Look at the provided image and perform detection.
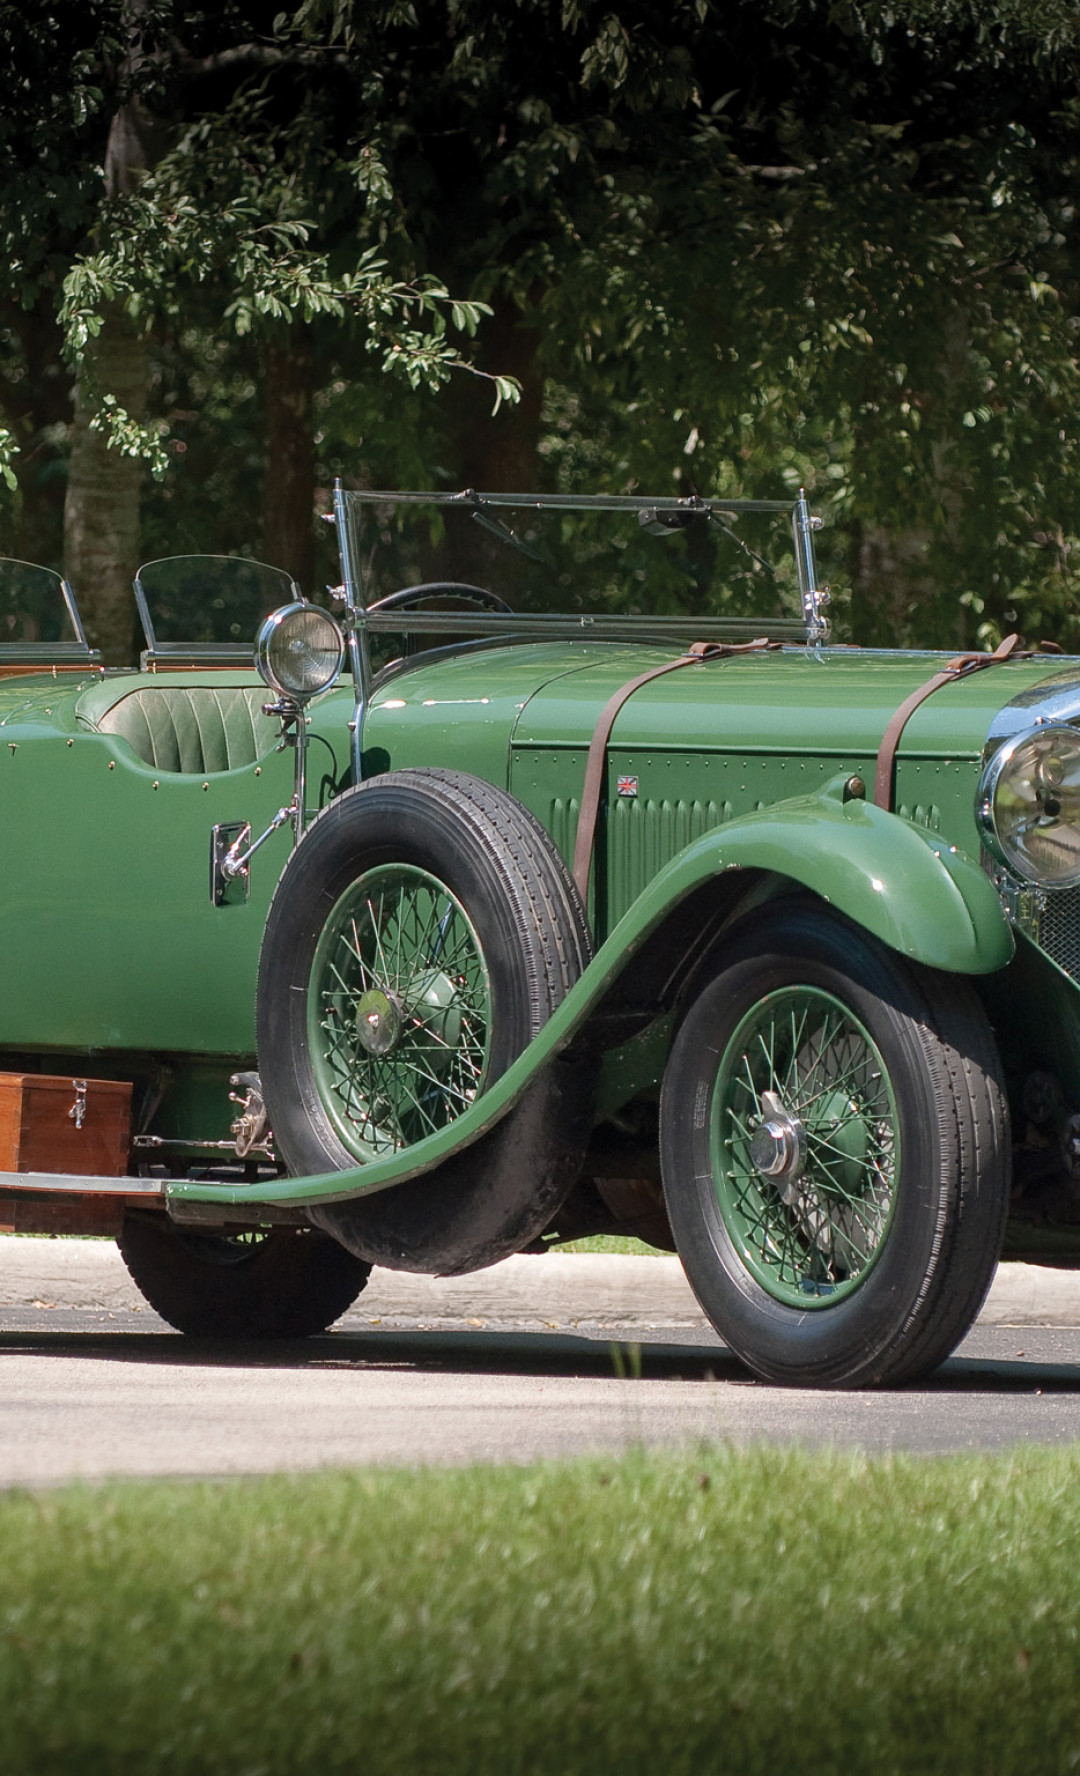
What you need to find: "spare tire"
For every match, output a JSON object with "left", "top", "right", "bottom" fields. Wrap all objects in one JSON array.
[{"left": 256, "top": 768, "right": 595, "bottom": 1273}]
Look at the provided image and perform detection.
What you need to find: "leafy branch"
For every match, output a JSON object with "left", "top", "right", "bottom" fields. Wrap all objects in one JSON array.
[
  {"left": 0, "top": 424, "right": 17, "bottom": 492},
  {"left": 55, "top": 103, "right": 519, "bottom": 472}
]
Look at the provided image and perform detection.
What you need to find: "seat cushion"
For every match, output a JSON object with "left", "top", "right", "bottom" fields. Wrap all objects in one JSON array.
[{"left": 93, "top": 686, "right": 277, "bottom": 774}]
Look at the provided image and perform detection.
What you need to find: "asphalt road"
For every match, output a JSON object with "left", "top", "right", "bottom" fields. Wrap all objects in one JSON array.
[{"left": 4, "top": 1238, "right": 1080, "bottom": 1485}]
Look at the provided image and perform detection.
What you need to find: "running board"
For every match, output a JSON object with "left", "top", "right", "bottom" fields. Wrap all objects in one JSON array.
[
  {"left": 0, "top": 1171, "right": 165, "bottom": 1237},
  {"left": 0, "top": 1171, "right": 305, "bottom": 1235},
  {"left": 0, "top": 1171, "right": 166, "bottom": 1197}
]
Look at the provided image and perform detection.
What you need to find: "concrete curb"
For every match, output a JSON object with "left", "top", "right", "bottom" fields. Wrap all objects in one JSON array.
[{"left": 1, "top": 1237, "right": 1077, "bottom": 1329}]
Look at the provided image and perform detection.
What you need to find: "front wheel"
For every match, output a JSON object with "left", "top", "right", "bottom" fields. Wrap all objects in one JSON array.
[{"left": 659, "top": 904, "right": 1009, "bottom": 1387}]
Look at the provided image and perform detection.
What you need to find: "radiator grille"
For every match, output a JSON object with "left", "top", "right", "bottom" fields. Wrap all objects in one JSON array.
[
  {"left": 608, "top": 796, "right": 734, "bottom": 925},
  {"left": 1037, "top": 889, "right": 1080, "bottom": 984}
]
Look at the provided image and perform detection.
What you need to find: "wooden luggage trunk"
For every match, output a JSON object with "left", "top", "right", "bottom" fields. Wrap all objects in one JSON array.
[{"left": 0, "top": 1073, "right": 132, "bottom": 1176}]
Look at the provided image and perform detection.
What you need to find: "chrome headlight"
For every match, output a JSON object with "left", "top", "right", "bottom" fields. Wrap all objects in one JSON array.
[
  {"left": 977, "top": 724, "right": 1080, "bottom": 887},
  {"left": 255, "top": 602, "right": 344, "bottom": 701}
]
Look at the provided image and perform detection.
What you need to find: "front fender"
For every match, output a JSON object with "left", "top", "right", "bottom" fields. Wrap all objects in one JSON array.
[
  {"left": 169, "top": 776, "right": 1011, "bottom": 1213},
  {"left": 704, "top": 778, "right": 1012, "bottom": 975}
]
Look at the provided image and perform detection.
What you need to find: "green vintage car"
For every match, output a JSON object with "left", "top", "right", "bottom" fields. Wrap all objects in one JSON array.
[{"left": 4, "top": 486, "right": 1080, "bottom": 1387}]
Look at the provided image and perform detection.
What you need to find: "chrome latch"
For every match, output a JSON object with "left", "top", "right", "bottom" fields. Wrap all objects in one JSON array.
[
  {"left": 68, "top": 1079, "right": 87, "bottom": 1130},
  {"left": 990, "top": 868, "right": 1045, "bottom": 939}
]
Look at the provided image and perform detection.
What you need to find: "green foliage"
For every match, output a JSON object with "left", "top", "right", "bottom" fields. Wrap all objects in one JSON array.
[
  {"left": 1, "top": 1, "right": 520, "bottom": 509},
  {"left": 0, "top": 1, "right": 127, "bottom": 304},
  {"left": 0, "top": 424, "right": 17, "bottom": 492},
  {"left": 2, "top": 0, "right": 1079, "bottom": 648},
  {"left": 515, "top": 0, "right": 1080, "bottom": 645},
  {"left": 52, "top": 74, "right": 517, "bottom": 476},
  {"left": 260, "top": 0, "right": 1080, "bottom": 645},
  {"left": 845, "top": 0, "right": 1080, "bottom": 63}
]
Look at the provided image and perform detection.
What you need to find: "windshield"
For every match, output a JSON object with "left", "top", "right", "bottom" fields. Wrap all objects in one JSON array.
[
  {"left": 336, "top": 490, "right": 821, "bottom": 647},
  {"left": 0, "top": 558, "right": 89, "bottom": 656},
  {"left": 135, "top": 555, "right": 299, "bottom": 659}
]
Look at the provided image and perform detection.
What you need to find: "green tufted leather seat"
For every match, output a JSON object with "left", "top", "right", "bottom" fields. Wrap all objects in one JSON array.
[{"left": 89, "top": 685, "right": 278, "bottom": 774}]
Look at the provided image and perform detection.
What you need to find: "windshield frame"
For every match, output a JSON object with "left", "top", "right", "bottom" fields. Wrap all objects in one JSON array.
[
  {"left": 134, "top": 554, "right": 301, "bottom": 667},
  {"left": 0, "top": 557, "right": 99, "bottom": 667},
  {"left": 335, "top": 486, "right": 825, "bottom": 642},
  {"left": 330, "top": 483, "right": 829, "bottom": 789}
]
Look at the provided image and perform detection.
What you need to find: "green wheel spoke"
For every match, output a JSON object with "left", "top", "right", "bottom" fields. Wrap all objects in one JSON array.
[
  {"left": 325, "top": 958, "right": 362, "bottom": 1000},
  {"left": 739, "top": 1052, "right": 766, "bottom": 1122},
  {"left": 338, "top": 917, "right": 366, "bottom": 974},
  {"left": 394, "top": 1055, "right": 483, "bottom": 1109},
  {"left": 710, "top": 985, "right": 900, "bottom": 1308},
  {"left": 307, "top": 863, "right": 493, "bottom": 1162},
  {"left": 408, "top": 892, "right": 444, "bottom": 980},
  {"left": 365, "top": 894, "right": 393, "bottom": 989},
  {"left": 805, "top": 1132, "right": 881, "bottom": 1192},
  {"left": 727, "top": 1105, "right": 758, "bottom": 1151}
]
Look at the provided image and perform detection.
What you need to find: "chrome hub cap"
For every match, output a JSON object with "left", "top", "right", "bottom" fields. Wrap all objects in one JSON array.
[
  {"left": 354, "top": 987, "right": 402, "bottom": 1055},
  {"left": 749, "top": 1090, "right": 806, "bottom": 1193}
]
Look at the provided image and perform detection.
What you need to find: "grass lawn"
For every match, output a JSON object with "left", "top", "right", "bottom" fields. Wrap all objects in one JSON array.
[
  {"left": 555, "top": 1234, "right": 669, "bottom": 1255},
  {"left": 2, "top": 1443, "right": 1079, "bottom": 1774}
]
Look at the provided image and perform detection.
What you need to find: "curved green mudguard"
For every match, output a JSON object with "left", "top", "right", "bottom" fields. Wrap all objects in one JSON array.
[
  {"left": 713, "top": 778, "right": 1012, "bottom": 975},
  {"left": 168, "top": 776, "right": 1011, "bottom": 1212}
]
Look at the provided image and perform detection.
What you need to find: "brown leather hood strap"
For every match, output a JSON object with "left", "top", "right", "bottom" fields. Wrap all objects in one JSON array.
[
  {"left": 572, "top": 637, "right": 782, "bottom": 905},
  {"left": 873, "top": 632, "right": 1024, "bottom": 813}
]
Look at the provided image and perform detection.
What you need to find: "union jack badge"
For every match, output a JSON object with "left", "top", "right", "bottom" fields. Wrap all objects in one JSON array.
[{"left": 616, "top": 775, "right": 639, "bottom": 798}]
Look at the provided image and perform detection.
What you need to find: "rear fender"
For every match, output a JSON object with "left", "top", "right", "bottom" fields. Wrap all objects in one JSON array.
[{"left": 169, "top": 776, "right": 1011, "bottom": 1213}]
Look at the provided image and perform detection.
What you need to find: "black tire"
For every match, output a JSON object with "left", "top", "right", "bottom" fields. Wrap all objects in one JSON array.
[
  {"left": 659, "top": 902, "right": 1010, "bottom": 1387},
  {"left": 257, "top": 768, "right": 595, "bottom": 1274},
  {"left": 118, "top": 1215, "right": 371, "bottom": 1338}
]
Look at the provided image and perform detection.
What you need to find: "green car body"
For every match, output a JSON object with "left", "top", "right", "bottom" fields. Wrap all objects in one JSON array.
[
  {"left": 0, "top": 669, "right": 346, "bottom": 1067},
  {"left": 5, "top": 496, "right": 1080, "bottom": 1384}
]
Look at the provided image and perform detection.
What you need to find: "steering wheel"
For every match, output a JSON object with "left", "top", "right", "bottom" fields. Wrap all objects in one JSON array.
[{"left": 366, "top": 581, "right": 512, "bottom": 615}]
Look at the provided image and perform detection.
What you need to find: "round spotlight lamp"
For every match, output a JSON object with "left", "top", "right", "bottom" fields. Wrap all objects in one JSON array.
[
  {"left": 256, "top": 602, "right": 345, "bottom": 701},
  {"left": 978, "top": 723, "right": 1080, "bottom": 888}
]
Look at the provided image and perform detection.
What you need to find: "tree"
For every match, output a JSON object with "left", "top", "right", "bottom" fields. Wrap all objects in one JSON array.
[
  {"left": 3, "top": 0, "right": 1080, "bottom": 652},
  {"left": 275, "top": 0, "right": 1080, "bottom": 645},
  {"left": 1, "top": 1, "right": 514, "bottom": 656},
  {"left": 513, "top": 0, "right": 1080, "bottom": 645}
]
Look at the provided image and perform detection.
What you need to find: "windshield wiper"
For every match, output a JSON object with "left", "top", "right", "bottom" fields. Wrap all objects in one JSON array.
[
  {"left": 637, "top": 505, "right": 777, "bottom": 580},
  {"left": 466, "top": 492, "right": 546, "bottom": 564}
]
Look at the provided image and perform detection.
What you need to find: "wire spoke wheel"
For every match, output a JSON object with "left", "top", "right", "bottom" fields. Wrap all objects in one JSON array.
[
  {"left": 309, "top": 864, "right": 492, "bottom": 1161},
  {"left": 259, "top": 770, "right": 595, "bottom": 1272},
  {"left": 715, "top": 986, "right": 898, "bottom": 1307},
  {"left": 659, "top": 903, "right": 1009, "bottom": 1387}
]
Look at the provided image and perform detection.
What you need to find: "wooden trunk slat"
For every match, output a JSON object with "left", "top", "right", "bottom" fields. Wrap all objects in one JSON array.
[{"left": 0, "top": 1074, "right": 132, "bottom": 1177}]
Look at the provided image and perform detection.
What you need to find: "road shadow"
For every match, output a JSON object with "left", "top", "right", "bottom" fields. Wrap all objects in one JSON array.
[
  {"left": 0, "top": 1315, "right": 740, "bottom": 1380},
  {"left": 3, "top": 1315, "right": 1080, "bottom": 1391}
]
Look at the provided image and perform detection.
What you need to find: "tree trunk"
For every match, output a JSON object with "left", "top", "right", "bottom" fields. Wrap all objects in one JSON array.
[
  {"left": 63, "top": 304, "right": 148, "bottom": 662},
  {"left": 433, "top": 300, "right": 545, "bottom": 593},
  {"left": 454, "top": 301, "right": 543, "bottom": 493},
  {"left": 62, "top": 2, "right": 165, "bottom": 662},
  {"left": 262, "top": 326, "right": 316, "bottom": 588},
  {"left": 847, "top": 520, "right": 937, "bottom": 649}
]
